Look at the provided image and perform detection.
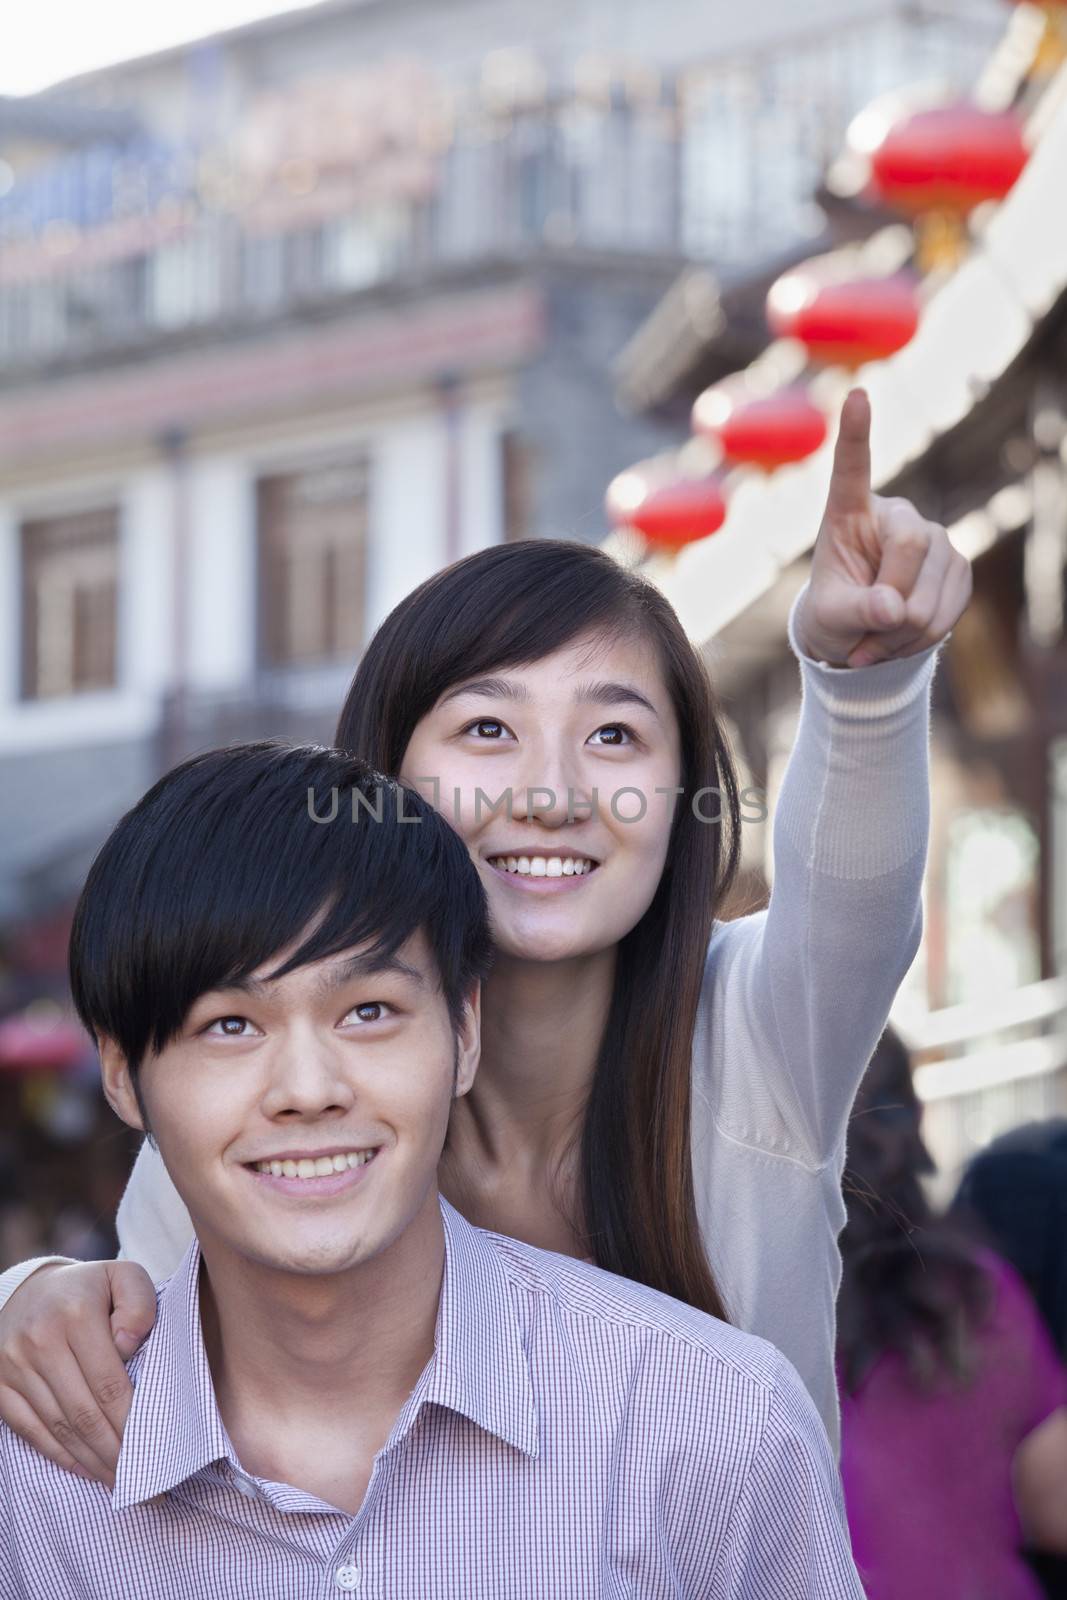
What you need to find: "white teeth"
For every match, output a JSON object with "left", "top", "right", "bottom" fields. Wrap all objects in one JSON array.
[
  {"left": 254, "top": 1150, "right": 376, "bottom": 1179},
  {"left": 490, "top": 855, "right": 595, "bottom": 876}
]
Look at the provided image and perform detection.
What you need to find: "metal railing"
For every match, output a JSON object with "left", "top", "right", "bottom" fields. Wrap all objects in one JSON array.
[
  {"left": 892, "top": 977, "right": 1067, "bottom": 1195},
  {"left": 0, "top": 9, "right": 998, "bottom": 373}
]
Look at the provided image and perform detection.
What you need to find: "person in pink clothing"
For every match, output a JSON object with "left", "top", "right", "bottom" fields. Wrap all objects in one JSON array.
[{"left": 837, "top": 1027, "right": 1067, "bottom": 1600}]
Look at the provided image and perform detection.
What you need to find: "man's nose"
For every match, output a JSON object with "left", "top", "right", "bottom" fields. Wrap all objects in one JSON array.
[{"left": 259, "top": 1031, "right": 356, "bottom": 1118}]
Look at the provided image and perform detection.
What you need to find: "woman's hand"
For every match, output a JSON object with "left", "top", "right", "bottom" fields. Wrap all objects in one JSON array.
[
  {"left": 0, "top": 1259, "right": 157, "bottom": 1485},
  {"left": 795, "top": 388, "right": 973, "bottom": 668}
]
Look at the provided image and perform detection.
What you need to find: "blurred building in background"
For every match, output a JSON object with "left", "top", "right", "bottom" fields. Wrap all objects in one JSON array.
[
  {"left": 0, "top": 0, "right": 1029, "bottom": 1258},
  {"left": 610, "top": 6, "right": 1067, "bottom": 1194}
]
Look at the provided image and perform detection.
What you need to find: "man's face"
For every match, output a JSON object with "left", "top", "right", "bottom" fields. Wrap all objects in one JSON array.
[{"left": 101, "top": 930, "right": 479, "bottom": 1277}]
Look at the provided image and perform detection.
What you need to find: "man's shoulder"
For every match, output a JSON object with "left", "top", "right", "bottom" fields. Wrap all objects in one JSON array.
[
  {"left": 0, "top": 1415, "right": 74, "bottom": 1501},
  {"left": 479, "top": 1223, "right": 786, "bottom": 1404}
]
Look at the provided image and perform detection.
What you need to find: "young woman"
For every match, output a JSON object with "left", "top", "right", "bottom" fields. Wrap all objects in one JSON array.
[
  {"left": 0, "top": 392, "right": 971, "bottom": 1485},
  {"left": 838, "top": 1028, "right": 1067, "bottom": 1598}
]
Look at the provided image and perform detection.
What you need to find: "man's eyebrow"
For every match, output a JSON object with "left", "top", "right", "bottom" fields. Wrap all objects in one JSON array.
[
  {"left": 438, "top": 676, "right": 661, "bottom": 720},
  {"left": 208, "top": 952, "right": 426, "bottom": 1002},
  {"left": 309, "top": 952, "right": 426, "bottom": 999}
]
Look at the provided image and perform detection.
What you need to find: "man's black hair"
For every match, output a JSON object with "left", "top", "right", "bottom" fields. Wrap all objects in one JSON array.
[{"left": 68, "top": 741, "right": 493, "bottom": 1094}]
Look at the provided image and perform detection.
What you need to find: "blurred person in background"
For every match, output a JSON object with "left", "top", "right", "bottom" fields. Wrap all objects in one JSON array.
[
  {"left": 953, "top": 1119, "right": 1067, "bottom": 1599},
  {"left": 0, "top": 395, "right": 972, "bottom": 1485},
  {"left": 838, "top": 1027, "right": 1067, "bottom": 1599},
  {"left": 953, "top": 1119, "right": 1067, "bottom": 1357}
]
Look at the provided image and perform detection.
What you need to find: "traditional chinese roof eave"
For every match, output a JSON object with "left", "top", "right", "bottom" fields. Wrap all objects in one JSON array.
[
  {"left": 636, "top": 68, "right": 1067, "bottom": 649},
  {"left": 879, "top": 279, "right": 1067, "bottom": 525}
]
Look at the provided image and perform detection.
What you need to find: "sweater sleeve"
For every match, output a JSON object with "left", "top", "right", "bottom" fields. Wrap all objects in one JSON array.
[
  {"left": 0, "top": 1256, "right": 74, "bottom": 1318},
  {"left": 702, "top": 579, "right": 941, "bottom": 1167},
  {"left": 113, "top": 1138, "right": 194, "bottom": 1282}
]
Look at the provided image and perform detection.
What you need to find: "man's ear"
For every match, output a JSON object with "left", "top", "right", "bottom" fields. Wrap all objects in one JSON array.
[
  {"left": 453, "top": 980, "right": 481, "bottom": 1100},
  {"left": 97, "top": 1035, "right": 147, "bottom": 1133}
]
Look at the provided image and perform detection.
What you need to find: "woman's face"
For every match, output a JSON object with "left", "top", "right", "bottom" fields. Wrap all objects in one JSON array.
[{"left": 399, "top": 628, "right": 683, "bottom": 963}]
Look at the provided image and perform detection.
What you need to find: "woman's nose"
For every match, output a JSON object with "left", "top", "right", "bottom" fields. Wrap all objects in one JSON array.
[{"left": 511, "top": 744, "right": 590, "bottom": 827}]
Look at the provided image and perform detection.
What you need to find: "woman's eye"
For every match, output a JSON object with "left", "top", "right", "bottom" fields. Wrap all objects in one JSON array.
[
  {"left": 205, "top": 1016, "right": 256, "bottom": 1038},
  {"left": 342, "top": 1002, "right": 392, "bottom": 1025},
  {"left": 589, "top": 724, "right": 635, "bottom": 747},
  {"left": 461, "top": 720, "right": 635, "bottom": 745},
  {"left": 462, "top": 718, "right": 511, "bottom": 740}
]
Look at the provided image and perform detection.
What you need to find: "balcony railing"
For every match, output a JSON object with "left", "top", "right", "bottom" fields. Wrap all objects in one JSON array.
[
  {"left": 892, "top": 977, "right": 1067, "bottom": 1196},
  {"left": 0, "top": 10, "right": 998, "bottom": 373}
]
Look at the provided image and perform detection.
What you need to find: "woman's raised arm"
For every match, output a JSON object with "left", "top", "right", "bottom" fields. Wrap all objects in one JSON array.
[{"left": 706, "top": 391, "right": 971, "bottom": 1163}]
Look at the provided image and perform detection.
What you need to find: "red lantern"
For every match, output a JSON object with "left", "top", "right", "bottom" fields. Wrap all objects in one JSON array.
[
  {"left": 868, "top": 103, "right": 1028, "bottom": 216},
  {"left": 606, "top": 466, "right": 727, "bottom": 548},
  {"left": 767, "top": 269, "right": 920, "bottom": 369},
  {"left": 692, "top": 384, "right": 828, "bottom": 472}
]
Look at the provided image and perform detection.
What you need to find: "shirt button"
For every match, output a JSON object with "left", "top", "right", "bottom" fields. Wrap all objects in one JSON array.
[
  {"left": 233, "top": 1476, "right": 259, "bottom": 1500},
  {"left": 335, "top": 1564, "right": 361, "bottom": 1591}
]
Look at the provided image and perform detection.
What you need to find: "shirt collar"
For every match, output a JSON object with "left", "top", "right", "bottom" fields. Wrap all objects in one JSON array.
[
  {"left": 113, "top": 1195, "right": 538, "bottom": 1509},
  {"left": 413, "top": 1197, "right": 539, "bottom": 1459}
]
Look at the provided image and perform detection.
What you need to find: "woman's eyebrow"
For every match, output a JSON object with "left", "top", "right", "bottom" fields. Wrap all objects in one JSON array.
[
  {"left": 438, "top": 677, "right": 529, "bottom": 706},
  {"left": 575, "top": 680, "right": 660, "bottom": 719},
  {"left": 438, "top": 677, "right": 661, "bottom": 720}
]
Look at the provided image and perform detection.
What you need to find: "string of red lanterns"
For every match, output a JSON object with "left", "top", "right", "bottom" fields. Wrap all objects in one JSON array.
[{"left": 604, "top": 5, "right": 1044, "bottom": 558}]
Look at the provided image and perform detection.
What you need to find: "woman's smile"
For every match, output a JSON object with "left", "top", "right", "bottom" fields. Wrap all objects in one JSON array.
[{"left": 484, "top": 849, "right": 601, "bottom": 891}]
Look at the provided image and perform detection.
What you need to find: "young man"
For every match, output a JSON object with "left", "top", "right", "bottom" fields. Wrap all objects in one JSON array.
[{"left": 0, "top": 743, "right": 864, "bottom": 1598}]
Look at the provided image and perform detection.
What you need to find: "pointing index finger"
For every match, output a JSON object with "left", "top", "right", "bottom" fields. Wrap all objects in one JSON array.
[{"left": 825, "top": 388, "right": 872, "bottom": 516}]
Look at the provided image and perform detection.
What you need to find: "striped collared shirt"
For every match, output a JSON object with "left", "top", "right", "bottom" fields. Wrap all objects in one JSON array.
[{"left": 0, "top": 1198, "right": 862, "bottom": 1598}]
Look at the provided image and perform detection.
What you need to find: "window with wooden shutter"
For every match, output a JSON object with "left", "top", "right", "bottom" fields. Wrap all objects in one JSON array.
[
  {"left": 20, "top": 507, "right": 119, "bottom": 700},
  {"left": 257, "top": 457, "right": 368, "bottom": 668}
]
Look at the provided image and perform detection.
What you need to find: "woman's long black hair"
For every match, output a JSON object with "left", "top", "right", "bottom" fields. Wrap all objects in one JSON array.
[
  {"left": 839, "top": 1025, "right": 993, "bottom": 1392},
  {"left": 334, "top": 539, "right": 742, "bottom": 1319}
]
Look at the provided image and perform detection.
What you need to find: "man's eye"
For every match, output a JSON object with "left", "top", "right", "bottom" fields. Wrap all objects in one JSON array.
[
  {"left": 342, "top": 1002, "right": 392, "bottom": 1025},
  {"left": 205, "top": 1016, "right": 256, "bottom": 1037},
  {"left": 462, "top": 718, "right": 512, "bottom": 740}
]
